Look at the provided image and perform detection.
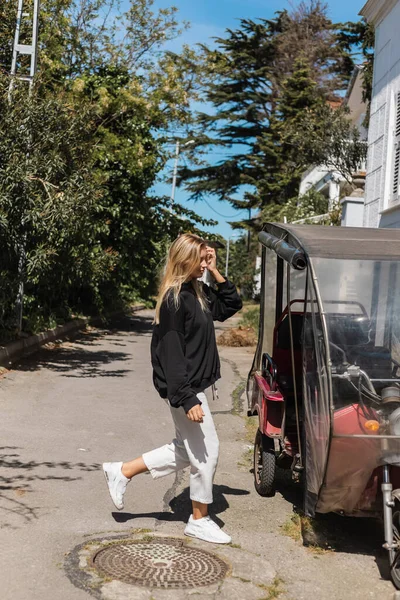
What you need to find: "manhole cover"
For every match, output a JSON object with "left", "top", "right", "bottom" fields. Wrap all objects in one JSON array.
[{"left": 91, "top": 538, "right": 228, "bottom": 589}]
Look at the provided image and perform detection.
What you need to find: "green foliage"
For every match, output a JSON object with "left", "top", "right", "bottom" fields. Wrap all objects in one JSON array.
[
  {"left": 179, "top": 2, "right": 370, "bottom": 219},
  {"left": 0, "top": 0, "right": 373, "bottom": 337},
  {"left": 0, "top": 77, "right": 113, "bottom": 329},
  {"left": 0, "top": 0, "right": 211, "bottom": 335},
  {"left": 285, "top": 102, "right": 367, "bottom": 185},
  {"left": 337, "top": 19, "right": 375, "bottom": 127},
  {"left": 219, "top": 234, "right": 259, "bottom": 299},
  {"left": 239, "top": 306, "right": 260, "bottom": 333},
  {"left": 262, "top": 189, "right": 326, "bottom": 222}
]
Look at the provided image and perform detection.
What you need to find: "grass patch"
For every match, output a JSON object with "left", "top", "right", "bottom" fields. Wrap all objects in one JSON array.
[
  {"left": 231, "top": 379, "right": 246, "bottom": 415},
  {"left": 238, "top": 416, "right": 259, "bottom": 470},
  {"left": 258, "top": 576, "right": 285, "bottom": 600},
  {"left": 281, "top": 513, "right": 333, "bottom": 554},
  {"left": 281, "top": 513, "right": 302, "bottom": 542},
  {"left": 237, "top": 416, "right": 259, "bottom": 470},
  {"left": 239, "top": 306, "right": 260, "bottom": 332},
  {"left": 245, "top": 415, "right": 259, "bottom": 443}
]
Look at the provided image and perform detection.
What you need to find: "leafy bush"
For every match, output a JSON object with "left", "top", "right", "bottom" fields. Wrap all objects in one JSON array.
[
  {"left": 0, "top": 0, "right": 214, "bottom": 337},
  {"left": 239, "top": 306, "right": 260, "bottom": 333}
]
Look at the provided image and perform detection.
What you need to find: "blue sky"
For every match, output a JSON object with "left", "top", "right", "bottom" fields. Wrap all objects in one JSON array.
[{"left": 152, "top": 0, "right": 365, "bottom": 240}]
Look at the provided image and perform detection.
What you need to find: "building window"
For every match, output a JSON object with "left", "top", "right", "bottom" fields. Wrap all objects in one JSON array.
[{"left": 392, "top": 93, "right": 400, "bottom": 200}]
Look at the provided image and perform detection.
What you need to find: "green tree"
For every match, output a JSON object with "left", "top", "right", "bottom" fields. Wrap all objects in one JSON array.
[
  {"left": 213, "top": 234, "right": 259, "bottom": 299},
  {"left": 251, "top": 56, "right": 327, "bottom": 208},
  {"left": 0, "top": 77, "right": 111, "bottom": 329},
  {"left": 260, "top": 189, "right": 341, "bottom": 226},
  {"left": 178, "top": 2, "right": 368, "bottom": 217},
  {"left": 0, "top": 0, "right": 211, "bottom": 333},
  {"left": 337, "top": 19, "right": 375, "bottom": 127}
]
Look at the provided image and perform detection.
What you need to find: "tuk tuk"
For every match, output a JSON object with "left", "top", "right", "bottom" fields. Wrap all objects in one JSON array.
[{"left": 247, "top": 223, "right": 400, "bottom": 588}]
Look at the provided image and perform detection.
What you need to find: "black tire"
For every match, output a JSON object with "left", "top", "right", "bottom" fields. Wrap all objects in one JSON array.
[
  {"left": 389, "top": 504, "right": 400, "bottom": 589},
  {"left": 253, "top": 429, "right": 276, "bottom": 497}
]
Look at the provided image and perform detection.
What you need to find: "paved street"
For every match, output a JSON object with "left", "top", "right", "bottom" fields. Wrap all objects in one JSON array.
[{"left": 0, "top": 310, "right": 397, "bottom": 599}]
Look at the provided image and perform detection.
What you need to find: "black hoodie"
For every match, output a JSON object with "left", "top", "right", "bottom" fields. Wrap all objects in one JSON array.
[{"left": 151, "top": 279, "right": 242, "bottom": 413}]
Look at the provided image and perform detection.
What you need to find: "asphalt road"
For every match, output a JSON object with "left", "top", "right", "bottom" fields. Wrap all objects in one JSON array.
[{"left": 0, "top": 310, "right": 397, "bottom": 599}]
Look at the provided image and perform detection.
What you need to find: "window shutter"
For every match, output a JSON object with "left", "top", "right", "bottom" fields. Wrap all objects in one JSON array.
[
  {"left": 393, "top": 93, "right": 400, "bottom": 198},
  {"left": 394, "top": 146, "right": 400, "bottom": 197}
]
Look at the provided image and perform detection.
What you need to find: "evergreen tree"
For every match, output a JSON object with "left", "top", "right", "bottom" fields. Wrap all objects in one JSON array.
[
  {"left": 179, "top": 1, "right": 368, "bottom": 217},
  {"left": 337, "top": 19, "right": 375, "bottom": 126},
  {"left": 253, "top": 56, "right": 326, "bottom": 207}
]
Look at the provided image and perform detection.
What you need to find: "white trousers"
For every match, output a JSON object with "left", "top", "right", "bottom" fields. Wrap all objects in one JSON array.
[{"left": 142, "top": 391, "right": 219, "bottom": 504}]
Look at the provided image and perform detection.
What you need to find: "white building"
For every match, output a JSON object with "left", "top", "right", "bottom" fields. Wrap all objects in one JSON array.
[
  {"left": 361, "top": 0, "right": 400, "bottom": 228},
  {"left": 298, "top": 67, "right": 367, "bottom": 227}
]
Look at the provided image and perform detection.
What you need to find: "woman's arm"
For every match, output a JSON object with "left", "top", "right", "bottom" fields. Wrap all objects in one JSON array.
[{"left": 205, "top": 247, "right": 243, "bottom": 321}]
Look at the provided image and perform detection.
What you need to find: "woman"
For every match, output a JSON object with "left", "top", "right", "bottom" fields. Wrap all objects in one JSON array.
[{"left": 103, "top": 233, "right": 242, "bottom": 544}]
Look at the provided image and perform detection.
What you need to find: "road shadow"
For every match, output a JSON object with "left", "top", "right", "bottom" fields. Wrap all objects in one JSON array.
[
  {"left": 8, "top": 312, "right": 154, "bottom": 378},
  {"left": 106, "top": 313, "right": 154, "bottom": 337},
  {"left": 112, "top": 483, "right": 250, "bottom": 527},
  {"left": 13, "top": 344, "right": 132, "bottom": 378},
  {"left": 75, "top": 313, "right": 154, "bottom": 343},
  {"left": 0, "top": 446, "right": 101, "bottom": 528}
]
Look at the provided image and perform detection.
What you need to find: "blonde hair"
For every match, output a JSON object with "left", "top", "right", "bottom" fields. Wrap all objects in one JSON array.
[{"left": 154, "top": 233, "right": 208, "bottom": 324}]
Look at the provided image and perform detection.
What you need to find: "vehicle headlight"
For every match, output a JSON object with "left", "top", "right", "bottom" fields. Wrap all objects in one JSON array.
[{"left": 389, "top": 407, "right": 400, "bottom": 435}]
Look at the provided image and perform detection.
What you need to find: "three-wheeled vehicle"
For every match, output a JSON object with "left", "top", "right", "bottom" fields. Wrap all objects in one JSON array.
[{"left": 247, "top": 223, "right": 400, "bottom": 587}]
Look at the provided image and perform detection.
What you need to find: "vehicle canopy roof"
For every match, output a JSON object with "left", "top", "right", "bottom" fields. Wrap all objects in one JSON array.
[{"left": 262, "top": 223, "right": 400, "bottom": 261}]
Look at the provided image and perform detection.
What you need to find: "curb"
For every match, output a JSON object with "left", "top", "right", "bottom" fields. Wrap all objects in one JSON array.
[{"left": 0, "top": 304, "right": 146, "bottom": 369}]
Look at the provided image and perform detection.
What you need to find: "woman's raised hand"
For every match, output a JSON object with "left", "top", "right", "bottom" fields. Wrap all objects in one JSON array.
[
  {"left": 206, "top": 246, "right": 225, "bottom": 283},
  {"left": 206, "top": 246, "right": 217, "bottom": 272},
  {"left": 187, "top": 404, "right": 205, "bottom": 423}
]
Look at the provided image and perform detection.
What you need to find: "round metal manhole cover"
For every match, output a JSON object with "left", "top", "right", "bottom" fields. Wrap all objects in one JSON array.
[{"left": 91, "top": 538, "right": 228, "bottom": 589}]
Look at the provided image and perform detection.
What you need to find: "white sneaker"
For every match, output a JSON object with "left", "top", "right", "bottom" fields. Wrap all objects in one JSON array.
[
  {"left": 184, "top": 515, "right": 231, "bottom": 544},
  {"left": 103, "top": 462, "right": 130, "bottom": 510}
]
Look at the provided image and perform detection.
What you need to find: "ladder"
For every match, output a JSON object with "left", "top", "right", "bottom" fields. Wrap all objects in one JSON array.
[
  {"left": 8, "top": 0, "right": 40, "bottom": 99},
  {"left": 8, "top": 0, "right": 40, "bottom": 330}
]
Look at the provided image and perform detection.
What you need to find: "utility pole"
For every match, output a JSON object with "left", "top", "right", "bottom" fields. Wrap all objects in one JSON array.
[
  {"left": 170, "top": 140, "right": 194, "bottom": 204},
  {"left": 225, "top": 234, "right": 241, "bottom": 279},
  {"left": 225, "top": 237, "right": 230, "bottom": 278},
  {"left": 170, "top": 141, "right": 180, "bottom": 204},
  {"left": 9, "top": 0, "right": 40, "bottom": 331},
  {"left": 247, "top": 206, "right": 251, "bottom": 253}
]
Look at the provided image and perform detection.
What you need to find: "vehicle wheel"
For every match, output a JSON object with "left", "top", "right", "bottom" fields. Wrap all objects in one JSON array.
[
  {"left": 390, "top": 504, "right": 400, "bottom": 589},
  {"left": 253, "top": 429, "right": 276, "bottom": 497}
]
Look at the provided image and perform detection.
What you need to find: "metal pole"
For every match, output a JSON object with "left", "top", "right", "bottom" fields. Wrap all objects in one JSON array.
[
  {"left": 225, "top": 237, "right": 230, "bottom": 278},
  {"left": 287, "top": 262, "right": 303, "bottom": 469},
  {"left": 8, "top": 0, "right": 24, "bottom": 101},
  {"left": 170, "top": 140, "right": 180, "bottom": 204},
  {"left": 247, "top": 207, "right": 251, "bottom": 252},
  {"left": 30, "top": 0, "right": 40, "bottom": 84}
]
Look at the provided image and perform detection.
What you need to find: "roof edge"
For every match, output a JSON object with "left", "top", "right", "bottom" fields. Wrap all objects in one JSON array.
[
  {"left": 360, "top": 0, "right": 398, "bottom": 23},
  {"left": 344, "top": 65, "right": 362, "bottom": 104}
]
